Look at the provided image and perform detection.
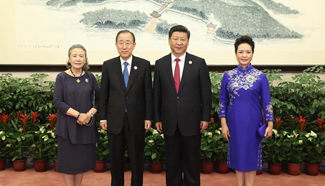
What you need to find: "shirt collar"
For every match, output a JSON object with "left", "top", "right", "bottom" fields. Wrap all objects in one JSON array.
[
  {"left": 237, "top": 64, "right": 253, "bottom": 73},
  {"left": 120, "top": 56, "right": 133, "bottom": 66},
  {"left": 171, "top": 53, "right": 186, "bottom": 63}
]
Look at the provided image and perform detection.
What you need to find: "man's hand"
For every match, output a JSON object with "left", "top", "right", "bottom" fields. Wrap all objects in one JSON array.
[
  {"left": 144, "top": 120, "right": 151, "bottom": 130},
  {"left": 100, "top": 121, "right": 107, "bottom": 130},
  {"left": 155, "top": 122, "right": 163, "bottom": 133},
  {"left": 200, "top": 121, "right": 209, "bottom": 133}
]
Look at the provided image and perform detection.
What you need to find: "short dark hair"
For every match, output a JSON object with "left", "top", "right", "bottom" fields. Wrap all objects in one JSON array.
[
  {"left": 66, "top": 44, "right": 89, "bottom": 71},
  {"left": 115, "top": 30, "right": 136, "bottom": 43},
  {"left": 234, "top": 35, "right": 255, "bottom": 53},
  {"left": 168, "top": 25, "right": 190, "bottom": 39}
]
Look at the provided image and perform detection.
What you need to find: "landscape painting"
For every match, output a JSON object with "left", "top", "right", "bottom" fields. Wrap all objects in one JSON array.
[{"left": 10, "top": 0, "right": 325, "bottom": 65}]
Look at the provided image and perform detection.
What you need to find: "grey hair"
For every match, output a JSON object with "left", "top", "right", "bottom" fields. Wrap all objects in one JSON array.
[{"left": 66, "top": 44, "right": 89, "bottom": 70}]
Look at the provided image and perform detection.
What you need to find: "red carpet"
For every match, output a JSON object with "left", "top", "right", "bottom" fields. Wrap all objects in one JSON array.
[{"left": 0, "top": 168, "right": 324, "bottom": 186}]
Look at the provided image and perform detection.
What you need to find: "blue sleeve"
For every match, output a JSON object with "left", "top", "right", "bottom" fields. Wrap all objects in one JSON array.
[
  {"left": 260, "top": 73, "right": 274, "bottom": 121},
  {"left": 53, "top": 73, "right": 70, "bottom": 114},
  {"left": 218, "top": 72, "right": 229, "bottom": 118}
]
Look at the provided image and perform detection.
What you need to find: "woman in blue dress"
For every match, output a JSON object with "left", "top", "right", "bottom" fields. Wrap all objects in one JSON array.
[{"left": 219, "top": 36, "right": 274, "bottom": 186}]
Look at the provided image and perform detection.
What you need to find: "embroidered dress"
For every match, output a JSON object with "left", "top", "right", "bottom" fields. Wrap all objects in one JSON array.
[{"left": 219, "top": 65, "right": 274, "bottom": 171}]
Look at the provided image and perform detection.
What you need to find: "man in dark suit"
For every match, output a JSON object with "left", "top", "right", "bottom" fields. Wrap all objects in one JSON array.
[
  {"left": 153, "top": 25, "right": 212, "bottom": 186},
  {"left": 99, "top": 30, "right": 152, "bottom": 186}
]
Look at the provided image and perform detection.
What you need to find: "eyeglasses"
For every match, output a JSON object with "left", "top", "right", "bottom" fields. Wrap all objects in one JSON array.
[{"left": 117, "top": 42, "right": 134, "bottom": 47}]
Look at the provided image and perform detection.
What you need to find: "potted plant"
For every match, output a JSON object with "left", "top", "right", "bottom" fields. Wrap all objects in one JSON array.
[
  {"left": 5, "top": 115, "right": 33, "bottom": 171},
  {"left": 95, "top": 128, "right": 109, "bottom": 172},
  {"left": 304, "top": 129, "right": 323, "bottom": 176},
  {"left": 144, "top": 128, "right": 165, "bottom": 173},
  {"left": 200, "top": 124, "right": 217, "bottom": 174},
  {"left": 0, "top": 130, "right": 9, "bottom": 170},
  {"left": 47, "top": 114, "right": 58, "bottom": 170},
  {"left": 31, "top": 125, "right": 56, "bottom": 172},
  {"left": 283, "top": 130, "right": 306, "bottom": 175},
  {"left": 213, "top": 127, "right": 229, "bottom": 173},
  {"left": 263, "top": 128, "right": 286, "bottom": 175},
  {"left": 0, "top": 113, "right": 10, "bottom": 170}
]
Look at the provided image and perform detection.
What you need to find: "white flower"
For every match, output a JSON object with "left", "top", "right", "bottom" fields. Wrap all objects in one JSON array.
[
  {"left": 42, "top": 135, "right": 49, "bottom": 142},
  {"left": 287, "top": 135, "right": 293, "bottom": 138},
  {"left": 1, "top": 136, "right": 6, "bottom": 141},
  {"left": 0, "top": 131, "right": 4, "bottom": 135},
  {"left": 310, "top": 131, "right": 317, "bottom": 138},
  {"left": 293, "top": 131, "right": 299, "bottom": 138},
  {"left": 207, "top": 132, "right": 212, "bottom": 137},
  {"left": 283, "top": 131, "right": 288, "bottom": 136},
  {"left": 40, "top": 127, "right": 45, "bottom": 134},
  {"left": 305, "top": 133, "right": 310, "bottom": 138},
  {"left": 160, "top": 134, "right": 164, "bottom": 138},
  {"left": 215, "top": 130, "right": 221, "bottom": 135},
  {"left": 21, "top": 136, "right": 25, "bottom": 140},
  {"left": 272, "top": 129, "right": 278, "bottom": 135},
  {"left": 148, "top": 139, "right": 154, "bottom": 143},
  {"left": 152, "top": 129, "right": 159, "bottom": 135},
  {"left": 298, "top": 140, "right": 303, "bottom": 144},
  {"left": 308, "top": 137, "right": 313, "bottom": 142},
  {"left": 6, "top": 144, "right": 11, "bottom": 147}
]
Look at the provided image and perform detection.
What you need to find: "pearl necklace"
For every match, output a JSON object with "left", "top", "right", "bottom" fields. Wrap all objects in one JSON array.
[{"left": 70, "top": 68, "right": 83, "bottom": 83}]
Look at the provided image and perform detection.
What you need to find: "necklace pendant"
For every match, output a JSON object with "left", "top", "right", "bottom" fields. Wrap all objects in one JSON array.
[{"left": 76, "top": 79, "right": 80, "bottom": 83}]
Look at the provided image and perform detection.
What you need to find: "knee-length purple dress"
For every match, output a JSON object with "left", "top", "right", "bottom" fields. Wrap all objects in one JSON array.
[{"left": 219, "top": 65, "right": 274, "bottom": 171}]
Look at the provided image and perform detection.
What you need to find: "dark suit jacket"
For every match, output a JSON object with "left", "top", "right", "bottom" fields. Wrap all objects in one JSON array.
[
  {"left": 99, "top": 56, "right": 152, "bottom": 135},
  {"left": 153, "top": 53, "right": 212, "bottom": 136}
]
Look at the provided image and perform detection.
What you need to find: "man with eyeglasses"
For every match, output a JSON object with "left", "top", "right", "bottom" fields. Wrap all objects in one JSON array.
[
  {"left": 99, "top": 30, "right": 152, "bottom": 186},
  {"left": 153, "top": 25, "right": 212, "bottom": 186}
]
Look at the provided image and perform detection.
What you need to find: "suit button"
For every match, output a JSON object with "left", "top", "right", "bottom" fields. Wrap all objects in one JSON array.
[{"left": 177, "top": 96, "right": 179, "bottom": 100}]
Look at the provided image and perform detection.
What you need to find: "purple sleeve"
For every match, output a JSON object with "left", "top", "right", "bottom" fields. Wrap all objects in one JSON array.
[
  {"left": 53, "top": 73, "right": 70, "bottom": 114},
  {"left": 218, "top": 72, "right": 228, "bottom": 118},
  {"left": 260, "top": 73, "right": 274, "bottom": 121}
]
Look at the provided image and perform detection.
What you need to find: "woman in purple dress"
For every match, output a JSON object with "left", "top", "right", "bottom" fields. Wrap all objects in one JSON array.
[
  {"left": 219, "top": 36, "right": 274, "bottom": 186},
  {"left": 54, "top": 44, "right": 99, "bottom": 186}
]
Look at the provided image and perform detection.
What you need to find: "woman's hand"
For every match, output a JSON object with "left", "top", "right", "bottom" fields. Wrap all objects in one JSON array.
[
  {"left": 77, "top": 113, "right": 91, "bottom": 125},
  {"left": 221, "top": 118, "right": 230, "bottom": 141},
  {"left": 264, "top": 121, "right": 273, "bottom": 138}
]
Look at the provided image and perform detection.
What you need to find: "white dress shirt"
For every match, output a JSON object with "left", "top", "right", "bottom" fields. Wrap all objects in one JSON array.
[
  {"left": 120, "top": 56, "right": 133, "bottom": 75},
  {"left": 171, "top": 53, "right": 186, "bottom": 80}
]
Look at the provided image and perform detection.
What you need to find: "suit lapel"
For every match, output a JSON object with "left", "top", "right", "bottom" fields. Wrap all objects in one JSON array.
[
  {"left": 165, "top": 54, "right": 177, "bottom": 94},
  {"left": 126, "top": 57, "right": 139, "bottom": 91},
  {"left": 179, "top": 53, "right": 192, "bottom": 94},
  {"left": 114, "top": 58, "right": 127, "bottom": 91}
]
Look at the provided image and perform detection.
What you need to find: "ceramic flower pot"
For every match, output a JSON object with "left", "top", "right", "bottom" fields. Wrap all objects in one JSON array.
[
  {"left": 94, "top": 160, "right": 106, "bottom": 172},
  {"left": 268, "top": 162, "right": 282, "bottom": 175},
  {"left": 149, "top": 161, "right": 163, "bottom": 173},
  {"left": 53, "top": 161, "right": 57, "bottom": 171},
  {"left": 256, "top": 170, "right": 263, "bottom": 175},
  {"left": 201, "top": 161, "right": 214, "bottom": 174},
  {"left": 216, "top": 162, "right": 229, "bottom": 173},
  {"left": 34, "top": 160, "right": 47, "bottom": 172},
  {"left": 287, "top": 163, "right": 301, "bottom": 175},
  {"left": 0, "top": 159, "right": 6, "bottom": 170},
  {"left": 305, "top": 163, "right": 320, "bottom": 176},
  {"left": 13, "top": 159, "right": 26, "bottom": 171}
]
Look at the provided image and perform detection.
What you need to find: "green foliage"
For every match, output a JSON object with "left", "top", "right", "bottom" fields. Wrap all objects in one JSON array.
[
  {"left": 144, "top": 128, "right": 165, "bottom": 162},
  {"left": 81, "top": 8, "right": 149, "bottom": 28},
  {"left": 262, "top": 129, "right": 287, "bottom": 163},
  {"left": 0, "top": 73, "right": 55, "bottom": 121},
  {"left": 96, "top": 127, "right": 109, "bottom": 161}
]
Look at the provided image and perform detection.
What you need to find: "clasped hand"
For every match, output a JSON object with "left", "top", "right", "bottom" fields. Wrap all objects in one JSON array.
[{"left": 77, "top": 113, "right": 91, "bottom": 125}]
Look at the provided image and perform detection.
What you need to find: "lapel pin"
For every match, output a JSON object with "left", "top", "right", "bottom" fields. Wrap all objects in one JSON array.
[
  {"left": 85, "top": 78, "right": 89, "bottom": 83},
  {"left": 189, "top": 60, "right": 192, "bottom": 65},
  {"left": 134, "top": 66, "right": 138, "bottom": 70}
]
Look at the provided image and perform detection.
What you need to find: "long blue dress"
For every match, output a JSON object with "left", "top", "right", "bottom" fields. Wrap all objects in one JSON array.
[{"left": 219, "top": 65, "right": 274, "bottom": 171}]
